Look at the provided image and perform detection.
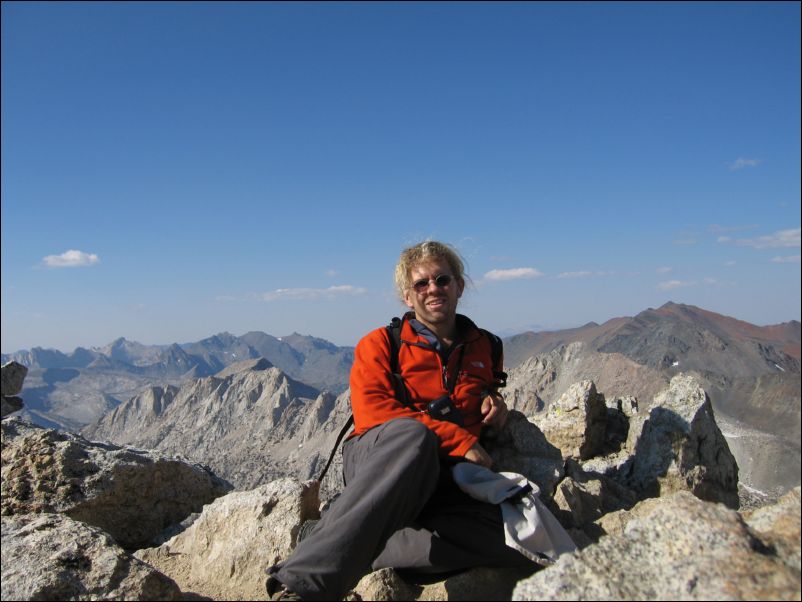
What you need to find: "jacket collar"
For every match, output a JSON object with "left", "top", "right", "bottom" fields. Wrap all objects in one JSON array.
[{"left": 401, "top": 311, "right": 483, "bottom": 348}]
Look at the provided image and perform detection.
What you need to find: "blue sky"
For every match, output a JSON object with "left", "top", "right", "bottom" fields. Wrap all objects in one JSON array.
[{"left": 2, "top": 1, "right": 800, "bottom": 353}]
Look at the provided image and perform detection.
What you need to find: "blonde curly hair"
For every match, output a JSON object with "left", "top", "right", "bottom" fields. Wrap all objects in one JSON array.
[{"left": 394, "top": 240, "right": 466, "bottom": 301}]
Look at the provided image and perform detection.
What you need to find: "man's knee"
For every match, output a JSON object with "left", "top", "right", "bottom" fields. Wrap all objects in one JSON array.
[
  {"left": 344, "top": 418, "right": 440, "bottom": 484},
  {"left": 382, "top": 418, "right": 439, "bottom": 456}
]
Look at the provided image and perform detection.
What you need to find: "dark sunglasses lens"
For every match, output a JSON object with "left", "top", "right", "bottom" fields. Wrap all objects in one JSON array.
[{"left": 412, "top": 274, "right": 453, "bottom": 292}]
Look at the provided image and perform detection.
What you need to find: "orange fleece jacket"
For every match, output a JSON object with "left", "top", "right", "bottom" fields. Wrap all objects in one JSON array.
[{"left": 349, "top": 315, "right": 501, "bottom": 458}]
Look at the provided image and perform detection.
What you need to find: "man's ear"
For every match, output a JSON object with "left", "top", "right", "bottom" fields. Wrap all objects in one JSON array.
[
  {"left": 457, "top": 278, "right": 465, "bottom": 299},
  {"left": 403, "top": 289, "right": 414, "bottom": 309}
]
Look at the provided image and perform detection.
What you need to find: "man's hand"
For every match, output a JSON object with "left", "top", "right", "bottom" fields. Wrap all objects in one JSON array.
[
  {"left": 464, "top": 442, "right": 493, "bottom": 468},
  {"left": 481, "top": 391, "right": 508, "bottom": 429}
]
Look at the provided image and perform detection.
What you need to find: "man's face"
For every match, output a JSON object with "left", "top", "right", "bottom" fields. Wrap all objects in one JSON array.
[{"left": 403, "top": 260, "right": 464, "bottom": 330}]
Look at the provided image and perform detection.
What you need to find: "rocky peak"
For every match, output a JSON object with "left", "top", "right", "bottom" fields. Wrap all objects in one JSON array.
[{"left": 213, "top": 356, "right": 273, "bottom": 378}]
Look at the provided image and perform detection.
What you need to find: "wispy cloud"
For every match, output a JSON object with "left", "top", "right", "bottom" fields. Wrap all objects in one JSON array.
[
  {"left": 260, "top": 285, "right": 367, "bottom": 301},
  {"left": 555, "top": 270, "right": 619, "bottom": 279},
  {"left": 728, "top": 157, "right": 761, "bottom": 171},
  {"left": 656, "top": 266, "right": 673, "bottom": 274},
  {"left": 483, "top": 267, "right": 544, "bottom": 281},
  {"left": 709, "top": 224, "right": 759, "bottom": 234},
  {"left": 657, "top": 280, "right": 696, "bottom": 291},
  {"left": 557, "top": 271, "right": 593, "bottom": 279},
  {"left": 42, "top": 249, "right": 100, "bottom": 268},
  {"left": 325, "top": 269, "right": 339, "bottom": 277},
  {"left": 771, "top": 255, "right": 801, "bottom": 264},
  {"left": 721, "top": 227, "right": 800, "bottom": 249}
]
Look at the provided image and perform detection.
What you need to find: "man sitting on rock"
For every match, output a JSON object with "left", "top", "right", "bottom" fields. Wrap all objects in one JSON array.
[{"left": 266, "top": 240, "right": 539, "bottom": 601}]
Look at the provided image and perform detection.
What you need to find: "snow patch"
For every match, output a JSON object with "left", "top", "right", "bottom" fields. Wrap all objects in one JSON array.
[{"left": 740, "top": 482, "right": 770, "bottom": 497}]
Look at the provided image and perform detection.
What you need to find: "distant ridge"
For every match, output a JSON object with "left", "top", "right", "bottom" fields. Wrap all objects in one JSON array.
[
  {"left": 504, "top": 302, "right": 800, "bottom": 369},
  {"left": 3, "top": 331, "right": 354, "bottom": 430}
]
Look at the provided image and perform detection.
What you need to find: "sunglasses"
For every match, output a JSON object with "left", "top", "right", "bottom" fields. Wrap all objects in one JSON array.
[{"left": 411, "top": 274, "right": 454, "bottom": 293}]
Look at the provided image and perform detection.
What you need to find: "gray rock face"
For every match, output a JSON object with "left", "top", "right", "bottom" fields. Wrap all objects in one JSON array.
[
  {"left": 715, "top": 410, "right": 800, "bottom": 501},
  {"left": 513, "top": 490, "right": 801, "bottom": 601},
  {"left": 1, "top": 417, "right": 231, "bottom": 549},
  {"left": 484, "top": 410, "right": 565, "bottom": 500},
  {"left": 352, "top": 567, "right": 422, "bottom": 601},
  {"left": 82, "top": 365, "right": 351, "bottom": 496},
  {"left": 620, "top": 373, "right": 739, "bottom": 507},
  {"left": 136, "top": 479, "right": 321, "bottom": 601},
  {"left": 2, "top": 361, "right": 28, "bottom": 418},
  {"left": 1, "top": 395, "right": 24, "bottom": 418},
  {"left": 1, "top": 513, "right": 182, "bottom": 601},
  {"left": 351, "top": 566, "right": 534, "bottom": 601},
  {"left": 2, "top": 361, "right": 28, "bottom": 397},
  {"left": 743, "top": 487, "right": 801, "bottom": 573},
  {"left": 534, "top": 380, "right": 607, "bottom": 460},
  {"left": 552, "top": 460, "right": 639, "bottom": 529}
]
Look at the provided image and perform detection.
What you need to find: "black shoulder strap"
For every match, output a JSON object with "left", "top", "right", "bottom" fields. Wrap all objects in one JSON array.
[
  {"left": 386, "top": 316, "right": 403, "bottom": 376},
  {"left": 316, "top": 316, "right": 406, "bottom": 484},
  {"left": 480, "top": 328, "right": 507, "bottom": 389},
  {"left": 385, "top": 316, "right": 411, "bottom": 405},
  {"left": 316, "top": 414, "right": 354, "bottom": 483}
]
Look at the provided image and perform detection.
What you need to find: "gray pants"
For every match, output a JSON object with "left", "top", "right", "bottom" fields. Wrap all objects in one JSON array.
[{"left": 270, "top": 418, "right": 535, "bottom": 601}]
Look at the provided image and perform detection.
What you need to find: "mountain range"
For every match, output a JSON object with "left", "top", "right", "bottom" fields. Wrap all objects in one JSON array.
[
  {"left": 2, "top": 331, "right": 354, "bottom": 430},
  {"left": 4, "top": 301, "right": 800, "bottom": 496}
]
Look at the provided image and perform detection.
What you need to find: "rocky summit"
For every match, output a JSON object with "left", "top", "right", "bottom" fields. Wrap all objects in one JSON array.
[{"left": 2, "top": 358, "right": 800, "bottom": 601}]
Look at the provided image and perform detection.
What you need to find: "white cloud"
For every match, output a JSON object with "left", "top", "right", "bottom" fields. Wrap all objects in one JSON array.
[
  {"left": 730, "top": 228, "right": 801, "bottom": 249},
  {"left": 325, "top": 269, "right": 339, "bottom": 277},
  {"left": 709, "top": 224, "right": 759, "bottom": 234},
  {"left": 656, "top": 266, "right": 673, "bottom": 274},
  {"left": 260, "top": 285, "right": 367, "bottom": 301},
  {"left": 42, "top": 249, "right": 100, "bottom": 268},
  {"left": 483, "top": 267, "right": 544, "bottom": 281},
  {"left": 657, "top": 280, "right": 696, "bottom": 291},
  {"left": 771, "top": 255, "right": 801, "bottom": 264},
  {"left": 557, "top": 271, "right": 593, "bottom": 279},
  {"left": 729, "top": 157, "right": 761, "bottom": 171},
  {"left": 724, "top": 260, "right": 737, "bottom": 266}
]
